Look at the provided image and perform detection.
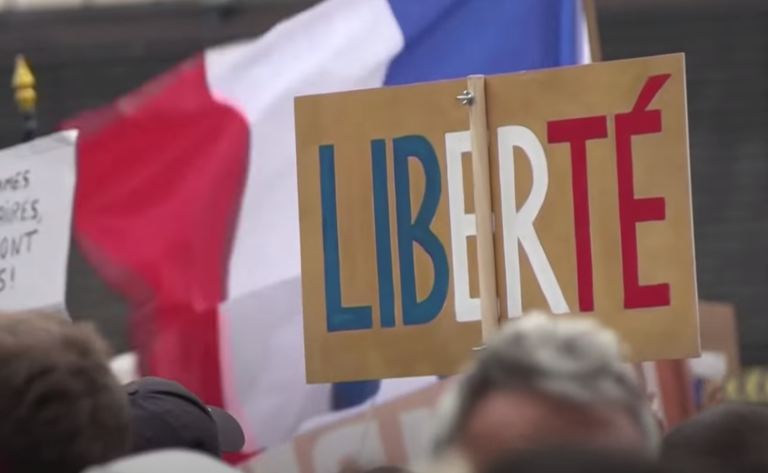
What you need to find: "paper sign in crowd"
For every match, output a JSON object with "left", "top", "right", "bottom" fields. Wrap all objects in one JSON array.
[
  {"left": 296, "top": 54, "right": 699, "bottom": 383},
  {"left": 0, "top": 131, "right": 77, "bottom": 314}
]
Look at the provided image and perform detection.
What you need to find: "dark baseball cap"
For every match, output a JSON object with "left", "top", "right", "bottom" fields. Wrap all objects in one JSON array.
[{"left": 125, "top": 377, "right": 245, "bottom": 457}]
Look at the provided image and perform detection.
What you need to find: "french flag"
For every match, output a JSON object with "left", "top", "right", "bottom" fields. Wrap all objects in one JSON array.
[{"left": 63, "top": 0, "right": 591, "bottom": 456}]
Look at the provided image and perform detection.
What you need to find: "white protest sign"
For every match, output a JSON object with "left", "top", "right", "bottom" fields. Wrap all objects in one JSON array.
[{"left": 0, "top": 130, "right": 77, "bottom": 313}]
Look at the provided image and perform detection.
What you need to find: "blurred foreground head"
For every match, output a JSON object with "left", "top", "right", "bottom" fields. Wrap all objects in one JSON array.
[
  {"left": 430, "top": 312, "right": 657, "bottom": 471},
  {"left": 84, "top": 449, "right": 237, "bottom": 473},
  {"left": 482, "top": 446, "right": 671, "bottom": 473},
  {"left": 660, "top": 403, "right": 768, "bottom": 473},
  {"left": 0, "top": 312, "right": 131, "bottom": 473}
]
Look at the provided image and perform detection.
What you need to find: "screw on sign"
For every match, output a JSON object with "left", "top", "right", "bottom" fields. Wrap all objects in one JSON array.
[{"left": 296, "top": 54, "right": 698, "bottom": 383}]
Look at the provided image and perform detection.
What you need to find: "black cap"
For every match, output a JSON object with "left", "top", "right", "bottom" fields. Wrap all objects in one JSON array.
[{"left": 125, "top": 377, "right": 245, "bottom": 457}]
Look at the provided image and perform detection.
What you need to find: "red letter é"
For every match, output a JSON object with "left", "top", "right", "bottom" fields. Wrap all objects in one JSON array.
[{"left": 614, "top": 74, "right": 672, "bottom": 310}]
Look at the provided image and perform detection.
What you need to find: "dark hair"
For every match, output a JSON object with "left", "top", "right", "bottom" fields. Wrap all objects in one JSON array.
[
  {"left": 661, "top": 403, "right": 768, "bottom": 473},
  {"left": 483, "top": 446, "right": 668, "bottom": 473},
  {"left": 339, "top": 464, "right": 410, "bottom": 473},
  {"left": 0, "top": 312, "right": 131, "bottom": 473}
]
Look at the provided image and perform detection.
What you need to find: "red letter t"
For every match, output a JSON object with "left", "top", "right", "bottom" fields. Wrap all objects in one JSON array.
[{"left": 548, "top": 116, "right": 609, "bottom": 313}]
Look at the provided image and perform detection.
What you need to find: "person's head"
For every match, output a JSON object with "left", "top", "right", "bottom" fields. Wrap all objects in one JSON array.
[
  {"left": 363, "top": 466, "right": 411, "bottom": 473},
  {"left": 482, "top": 446, "right": 670, "bottom": 473},
  {"left": 126, "top": 376, "right": 245, "bottom": 457},
  {"left": 430, "top": 311, "right": 657, "bottom": 470},
  {"left": 0, "top": 312, "right": 131, "bottom": 473},
  {"left": 660, "top": 403, "right": 768, "bottom": 473},
  {"left": 82, "top": 449, "right": 238, "bottom": 473}
]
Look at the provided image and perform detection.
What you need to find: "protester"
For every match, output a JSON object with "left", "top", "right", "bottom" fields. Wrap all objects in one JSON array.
[
  {"left": 126, "top": 376, "right": 245, "bottom": 457},
  {"left": 482, "top": 446, "right": 671, "bottom": 473},
  {"left": 339, "top": 463, "right": 411, "bottom": 473},
  {"left": 428, "top": 311, "right": 659, "bottom": 471},
  {"left": 660, "top": 403, "right": 768, "bottom": 473},
  {"left": 363, "top": 466, "right": 412, "bottom": 473},
  {"left": 0, "top": 312, "right": 131, "bottom": 473}
]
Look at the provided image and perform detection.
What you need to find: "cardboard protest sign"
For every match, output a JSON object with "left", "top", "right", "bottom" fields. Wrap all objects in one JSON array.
[
  {"left": 0, "top": 131, "right": 78, "bottom": 313},
  {"left": 485, "top": 53, "right": 698, "bottom": 362},
  {"left": 698, "top": 301, "right": 738, "bottom": 375},
  {"left": 691, "top": 301, "right": 737, "bottom": 410},
  {"left": 296, "top": 54, "right": 698, "bottom": 383}
]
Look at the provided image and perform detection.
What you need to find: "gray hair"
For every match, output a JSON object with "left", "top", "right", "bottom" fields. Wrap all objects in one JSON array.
[{"left": 430, "top": 311, "right": 660, "bottom": 455}]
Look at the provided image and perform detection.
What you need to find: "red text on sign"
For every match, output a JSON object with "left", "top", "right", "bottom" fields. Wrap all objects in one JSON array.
[
  {"left": 546, "top": 74, "right": 673, "bottom": 311},
  {"left": 614, "top": 74, "right": 672, "bottom": 309},
  {"left": 547, "top": 116, "right": 609, "bottom": 313}
]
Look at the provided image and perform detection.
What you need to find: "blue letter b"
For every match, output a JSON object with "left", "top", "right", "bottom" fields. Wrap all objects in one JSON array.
[{"left": 393, "top": 135, "right": 449, "bottom": 326}]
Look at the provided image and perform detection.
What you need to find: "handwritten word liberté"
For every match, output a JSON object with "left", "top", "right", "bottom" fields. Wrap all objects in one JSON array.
[{"left": 319, "top": 75, "right": 673, "bottom": 332}]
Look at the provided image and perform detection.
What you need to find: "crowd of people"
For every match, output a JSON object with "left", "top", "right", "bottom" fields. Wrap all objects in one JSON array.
[
  {"left": 0, "top": 311, "right": 244, "bottom": 473},
  {"left": 0, "top": 309, "right": 763, "bottom": 473}
]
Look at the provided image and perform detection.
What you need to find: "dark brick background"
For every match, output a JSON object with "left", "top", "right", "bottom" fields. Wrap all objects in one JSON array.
[
  {"left": 599, "top": 1, "right": 768, "bottom": 365},
  {"left": 1, "top": 1, "right": 767, "bottom": 365}
]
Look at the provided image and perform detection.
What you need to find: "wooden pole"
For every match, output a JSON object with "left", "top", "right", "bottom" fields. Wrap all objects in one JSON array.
[
  {"left": 461, "top": 76, "right": 499, "bottom": 343},
  {"left": 656, "top": 360, "right": 697, "bottom": 429},
  {"left": 582, "top": 0, "right": 602, "bottom": 62}
]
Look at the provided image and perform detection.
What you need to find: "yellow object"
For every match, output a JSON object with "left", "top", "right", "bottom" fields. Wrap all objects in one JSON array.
[
  {"left": 724, "top": 375, "right": 740, "bottom": 401},
  {"left": 745, "top": 369, "right": 762, "bottom": 403},
  {"left": 724, "top": 367, "right": 768, "bottom": 404},
  {"left": 12, "top": 55, "right": 36, "bottom": 113}
]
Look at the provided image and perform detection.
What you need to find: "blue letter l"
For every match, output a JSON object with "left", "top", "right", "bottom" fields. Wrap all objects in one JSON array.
[{"left": 319, "top": 144, "right": 373, "bottom": 332}]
